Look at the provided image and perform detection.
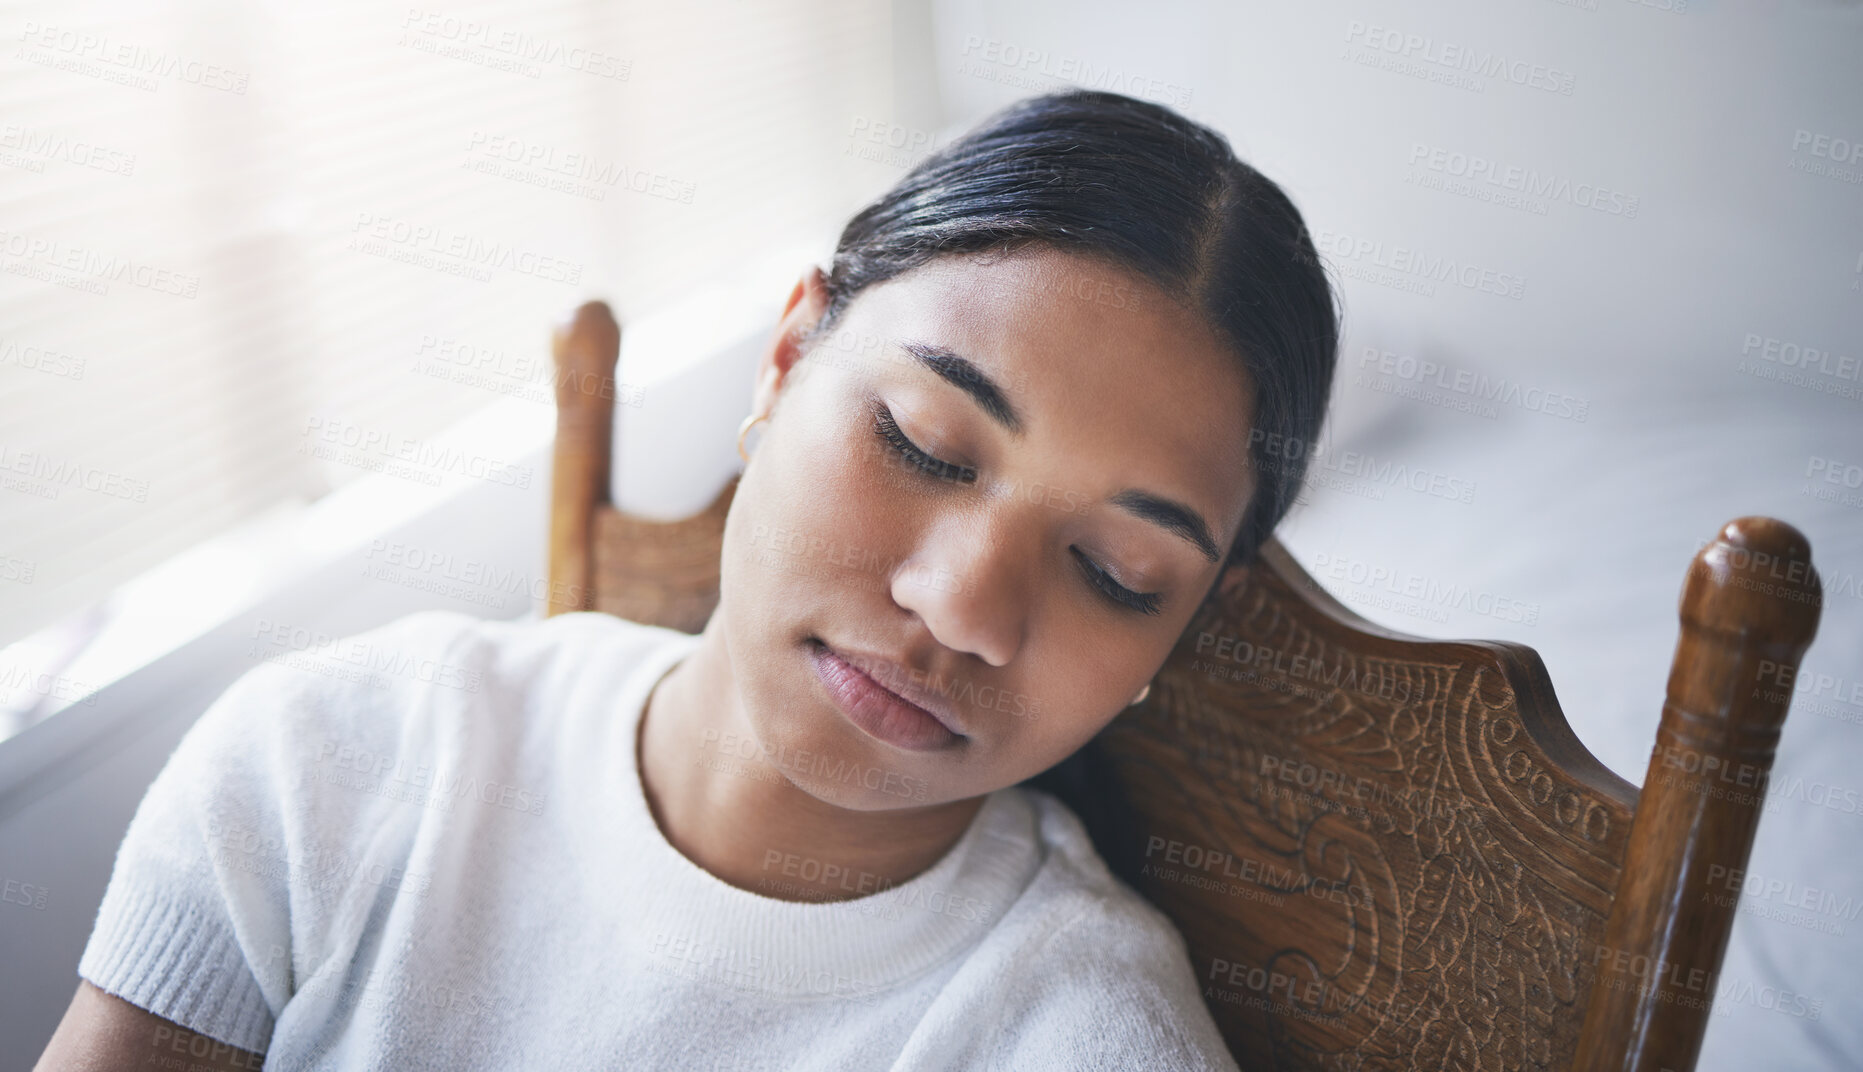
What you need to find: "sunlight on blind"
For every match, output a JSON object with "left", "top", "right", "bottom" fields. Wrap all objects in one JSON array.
[{"left": 0, "top": 0, "right": 914, "bottom": 656}]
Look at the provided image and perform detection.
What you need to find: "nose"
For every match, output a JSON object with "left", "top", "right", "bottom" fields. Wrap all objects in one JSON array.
[{"left": 889, "top": 509, "right": 1030, "bottom": 669}]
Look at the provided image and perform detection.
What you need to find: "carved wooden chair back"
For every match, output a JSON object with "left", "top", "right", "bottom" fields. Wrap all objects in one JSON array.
[{"left": 546, "top": 301, "right": 1823, "bottom": 1072}]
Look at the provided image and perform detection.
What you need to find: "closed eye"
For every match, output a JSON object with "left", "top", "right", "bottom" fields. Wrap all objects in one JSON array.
[
  {"left": 1071, "top": 547, "right": 1163, "bottom": 616},
  {"left": 872, "top": 403, "right": 977, "bottom": 484}
]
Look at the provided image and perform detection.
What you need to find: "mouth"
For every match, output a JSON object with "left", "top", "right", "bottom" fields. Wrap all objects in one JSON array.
[{"left": 807, "top": 639, "right": 965, "bottom": 753}]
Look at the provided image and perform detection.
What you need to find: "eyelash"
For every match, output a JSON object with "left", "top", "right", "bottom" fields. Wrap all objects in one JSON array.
[
  {"left": 869, "top": 401, "right": 1163, "bottom": 617},
  {"left": 872, "top": 403, "right": 976, "bottom": 484},
  {"left": 1072, "top": 548, "right": 1163, "bottom": 616}
]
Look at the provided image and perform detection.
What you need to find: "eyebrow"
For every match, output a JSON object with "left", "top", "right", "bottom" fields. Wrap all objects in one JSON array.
[
  {"left": 901, "top": 341, "right": 1024, "bottom": 436},
  {"left": 1108, "top": 490, "right": 1223, "bottom": 564}
]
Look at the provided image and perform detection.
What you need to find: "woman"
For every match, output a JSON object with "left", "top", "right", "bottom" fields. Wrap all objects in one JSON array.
[{"left": 38, "top": 89, "right": 1337, "bottom": 1070}]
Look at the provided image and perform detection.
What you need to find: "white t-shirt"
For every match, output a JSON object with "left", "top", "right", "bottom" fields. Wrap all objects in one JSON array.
[{"left": 78, "top": 609, "right": 1241, "bottom": 1070}]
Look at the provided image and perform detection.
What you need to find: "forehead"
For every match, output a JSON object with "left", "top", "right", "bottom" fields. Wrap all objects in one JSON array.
[{"left": 833, "top": 246, "right": 1258, "bottom": 542}]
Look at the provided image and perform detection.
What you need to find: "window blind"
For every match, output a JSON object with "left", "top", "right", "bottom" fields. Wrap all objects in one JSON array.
[{"left": 0, "top": 0, "right": 919, "bottom": 661}]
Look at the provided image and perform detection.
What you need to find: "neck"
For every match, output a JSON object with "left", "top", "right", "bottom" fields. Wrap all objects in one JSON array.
[{"left": 636, "top": 618, "right": 986, "bottom": 903}]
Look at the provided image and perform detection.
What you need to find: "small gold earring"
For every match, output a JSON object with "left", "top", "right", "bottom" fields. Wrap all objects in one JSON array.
[
  {"left": 1129, "top": 683, "right": 1152, "bottom": 707},
  {"left": 736, "top": 412, "right": 770, "bottom": 463}
]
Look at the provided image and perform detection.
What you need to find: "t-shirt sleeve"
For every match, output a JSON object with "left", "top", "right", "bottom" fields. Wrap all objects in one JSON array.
[
  {"left": 76, "top": 608, "right": 482, "bottom": 1054},
  {"left": 77, "top": 660, "right": 305, "bottom": 1053}
]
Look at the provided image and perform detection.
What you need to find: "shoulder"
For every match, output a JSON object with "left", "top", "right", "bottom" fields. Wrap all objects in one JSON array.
[
  {"left": 229, "top": 608, "right": 681, "bottom": 742},
  {"left": 194, "top": 609, "right": 483, "bottom": 775},
  {"left": 77, "top": 609, "right": 498, "bottom": 1048},
  {"left": 1013, "top": 786, "right": 1190, "bottom": 958},
  {"left": 177, "top": 608, "right": 583, "bottom": 838},
  {"left": 446, "top": 609, "right": 696, "bottom": 694},
  {"left": 81, "top": 610, "right": 691, "bottom": 1048},
  {"left": 166, "top": 609, "right": 499, "bottom": 832},
  {"left": 959, "top": 788, "right": 1240, "bottom": 1071},
  {"left": 233, "top": 607, "right": 487, "bottom": 717},
  {"left": 206, "top": 612, "right": 693, "bottom": 825}
]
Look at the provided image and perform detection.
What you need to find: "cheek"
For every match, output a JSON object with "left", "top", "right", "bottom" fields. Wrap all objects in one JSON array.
[
  {"left": 740, "top": 397, "right": 904, "bottom": 587},
  {"left": 1004, "top": 604, "right": 1203, "bottom": 776},
  {"left": 719, "top": 383, "right": 914, "bottom": 687},
  {"left": 732, "top": 393, "right": 857, "bottom": 554},
  {"left": 1004, "top": 641, "right": 1145, "bottom": 760}
]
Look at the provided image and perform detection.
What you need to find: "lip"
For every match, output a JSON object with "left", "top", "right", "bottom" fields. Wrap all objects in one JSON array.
[{"left": 809, "top": 641, "right": 965, "bottom": 753}]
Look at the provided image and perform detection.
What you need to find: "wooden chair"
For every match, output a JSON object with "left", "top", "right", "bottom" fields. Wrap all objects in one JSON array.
[{"left": 546, "top": 300, "right": 1824, "bottom": 1072}]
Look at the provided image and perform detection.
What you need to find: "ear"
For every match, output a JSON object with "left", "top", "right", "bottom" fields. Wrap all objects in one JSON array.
[{"left": 751, "top": 265, "right": 830, "bottom": 416}]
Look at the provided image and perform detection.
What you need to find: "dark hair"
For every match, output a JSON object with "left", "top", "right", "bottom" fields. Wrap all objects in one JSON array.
[{"left": 812, "top": 89, "right": 1340, "bottom": 569}]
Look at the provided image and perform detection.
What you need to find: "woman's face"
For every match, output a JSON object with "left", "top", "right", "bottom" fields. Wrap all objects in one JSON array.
[{"left": 717, "top": 245, "right": 1255, "bottom": 809}]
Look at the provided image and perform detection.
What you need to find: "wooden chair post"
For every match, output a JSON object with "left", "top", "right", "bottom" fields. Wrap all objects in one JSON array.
[
  {"left": 1574, "top": 517, "right": 1823, "bottom": 1070},
  {"left": 546, "top": 301, "right": 621, "bottom": 617}
]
